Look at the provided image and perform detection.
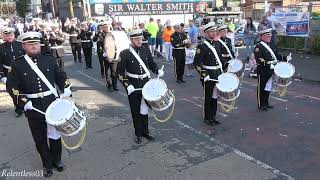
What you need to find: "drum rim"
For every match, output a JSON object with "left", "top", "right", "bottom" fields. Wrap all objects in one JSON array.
[
  {"left": 216, "top": 73, "right": 240, "bottom": 93},
  {"left": 142, "top": 79, "right": 168, "bottom": 101},
  {"left": 104, "top": 31, "right": 130, "bottom": 61},
  {"left": 274, "top": 62, "right": 295, "bottom": 78},
  {"left": 45, "top": 99, "right": 75, "bottom": 126},
  {"left": 228, "top": 59, "right": 243, "bottom": 73}
]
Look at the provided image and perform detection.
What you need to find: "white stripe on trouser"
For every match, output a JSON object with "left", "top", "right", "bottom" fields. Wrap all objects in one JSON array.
[
  {"left": 47, "top": 124, "right": 61, "bottom": 140},
  {"left": 140, "top": 98, "right": 148, "bottom": 115},
  {"left": 212, "top": 84, "right": 218, "bottom": 99},
  {"left": 265, "top": 77, "right": 273, "bottom": 91}
]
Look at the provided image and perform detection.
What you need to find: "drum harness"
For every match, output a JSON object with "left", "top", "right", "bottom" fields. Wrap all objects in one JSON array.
[
  {"left": 23, "top": 54, "right": 87, "bottom": 150},
  {"left": 129, "top": 47, "right": 175, "bottom": 123},
  {"left": 204, "top": 41, "right": 239, "bottom": 112},
  {"left": 260, "top": 42, "right": 289, "bottom": 97}
]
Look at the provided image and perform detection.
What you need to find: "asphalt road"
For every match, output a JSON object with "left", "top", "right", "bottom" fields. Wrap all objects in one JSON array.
[{"left": 0, "top": 50, "right": 320, "bottom": 180}]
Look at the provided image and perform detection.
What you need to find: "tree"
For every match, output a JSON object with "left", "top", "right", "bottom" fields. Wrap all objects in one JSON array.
[{"left": 15, "top": 0, "right": 31, "bottom": 21}]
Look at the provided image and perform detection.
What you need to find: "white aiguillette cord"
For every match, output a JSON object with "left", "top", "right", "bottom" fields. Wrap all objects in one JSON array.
[
  {"left": 203, "top": 41, "right": 223, "bottom": 73},
  {"left": 260, "top": 41, "right": 278, "bottom": 62},
  {"left": 218, "top": 39, "right": 234, "bottom": 59},
  {"left": 129, "top": 46, "right": 151, "bottom": 78}
]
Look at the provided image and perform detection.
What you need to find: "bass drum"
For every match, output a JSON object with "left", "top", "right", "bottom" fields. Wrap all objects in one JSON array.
[{"left": 104, "top": 31, "right": 130, "bottom": 62}]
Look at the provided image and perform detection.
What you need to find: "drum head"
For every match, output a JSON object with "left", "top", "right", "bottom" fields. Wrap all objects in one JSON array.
[
  {"left": 45, "top": 99, "right": 74, "bottom": 126},
  {"left": 274, "top": 62, "right": 295, "bottom": 78},
  {"left": 216, "top": 73, "right": 239, "bottom": 93},
  {"left": 104, "top": 32, "right": 116, "bottom": 60},
  {"left": 142, "top": 79, "right": 167, "bottom": 101},
  {"left": 228, "top": 59, "right": 243, "bottom": 73}
]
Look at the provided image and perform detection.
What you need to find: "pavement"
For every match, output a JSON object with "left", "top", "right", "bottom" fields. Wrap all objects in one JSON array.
[{"left": 0, "top": 45, "right": 320, "bottom": 180}]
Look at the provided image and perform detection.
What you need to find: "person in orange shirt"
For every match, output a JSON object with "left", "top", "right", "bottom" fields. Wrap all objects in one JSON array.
[{"left": 162, "top": 23, "right": 175, "bottom": 61}]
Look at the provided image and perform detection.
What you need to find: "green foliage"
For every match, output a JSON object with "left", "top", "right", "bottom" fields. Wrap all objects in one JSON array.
[
  {"left": 278, "top": 36, "right": 320, "bottom": 52},
  {"left": 14, "top": 0, "right": 31, "bottom": 18}
]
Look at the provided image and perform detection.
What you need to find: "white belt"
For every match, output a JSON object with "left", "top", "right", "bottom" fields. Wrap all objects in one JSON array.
[
  {"left": 81, "top": 40, "right": 91, "bottom": 42},
  {"left": 222, "top": 54, "right": 230, "bottom": 57},
  {"left": 40, "top": 44, "right": 45, "bottom": 46},
  {"left": 126, "top": 72, "right": 148, "bottom": 79},
  {"left": 142, "top": 41, "right": 148, "bottom": 43},
  {"left": 203, "top": 65, "right": 220, "bottom": 70},
  {"left": 25, "top": 90, "right": 53, "bottom": 98},
  {"left": 3, "top": 65, "right": 10, "bottom": 69},
  {"left": 69, "top": 34, "right": 78, "bottom": 36},
  {"left": 51, "top": 46, "right": 64, "bottom": 49},
  {"left": 173, "top": 47, "right": 185, "bottom": 50}
]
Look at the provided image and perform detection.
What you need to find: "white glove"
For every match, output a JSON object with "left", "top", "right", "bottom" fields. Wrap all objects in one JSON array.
[
  {"left": 234, "top": 51, "right": 239, "bottom": 58},
  {"left": 183, "top": 39, "right": 188, "bottom": 44},
  {"left": 286, "top": 53, "right": 292, "bottom": 61},
  {"left": 270, "top": 64, "right": 275, "bottom": 69},
  {"left": 60, "top": 87, "right": 72, "bottom": 98},
  {"left": 158, "top": 69, "right": 164, "bottom": 77},
  {"left": 127, "top": 85, "right": 135, "bottom": 95},
  {"left": 103, "top": 52, "right": 108, "bottom": 57},
  {"left": 1, "top": 77, "right": 7, "bottom": 84},
  {"left": 203, "top": 75, "right": 210, "bottom": 82},
  {"left": 272, "top": 59, "right": 278, "bottom": 64},
  {"left": 24, "top": 101, "right": 33, "bottom": 111}
]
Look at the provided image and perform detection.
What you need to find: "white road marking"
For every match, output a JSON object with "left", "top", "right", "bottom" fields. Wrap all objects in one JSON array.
[
  {"left": 270, "top": 96, "right": 288, "bottom": 102},
  {"left": 179, "top": 98, "right": 228, "bottom": 117},
  {"left": 175, "top": 120, "right": 295, "bottom": 180}
]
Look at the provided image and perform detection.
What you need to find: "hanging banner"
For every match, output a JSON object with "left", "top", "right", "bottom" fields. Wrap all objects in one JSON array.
[
  {"left": 272, "top": 12, "right": 310, "bottom": 37},
  {"left": 90, "top": 1, "right": 210, "bottom": 16}
]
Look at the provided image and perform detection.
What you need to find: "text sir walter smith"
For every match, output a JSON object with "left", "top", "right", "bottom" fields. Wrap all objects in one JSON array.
[{"left": 108, "top": 3, "right": 194, "bottom": 12}]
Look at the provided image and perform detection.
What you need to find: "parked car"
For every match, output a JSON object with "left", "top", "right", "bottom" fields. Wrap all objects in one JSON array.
[{"left": 234, "top": 22, "right": 259, "bottom": 47}]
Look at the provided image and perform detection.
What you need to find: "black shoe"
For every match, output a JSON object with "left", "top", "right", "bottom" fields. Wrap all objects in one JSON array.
[
  {"left": 43, "top": 168, "right": 53, "bottom": 178},
  {"left": 113, "top": 87, "right": 119, "bottom": 91},
  {"left": 266, "top": 105, "right": 274, "bottom": 109},
  {"left": 143, "top": 134, "right": 155, "bottom": 141},
  {"left": 258, "top": 106, "right": 268, "bottom": 111},
  {"left": 180, "top": 80, "right": 186, "bottom": 83},
  {"left": 204, "top": 119, "right": 215, "bottom": 126},
  {"left": 213, "top": 120, "right": 220, "bottom": 125},
  {"left": 15, "top": 112, "right": 23, "bottom": 118},
  {"left": 107, "top": 85, "right": 113, "bottom": 92},
  {"left": 53, "top": 162, "right": 65, "bottom": 172},
  {"left": 135, "top": 136, "right": 142, "bottom": 144},
  {"left": 89, "top": 66, "right": 93, "bottom": 68},
  {"left": 176, "top": 80, "right": 182, "bottom": 83}
]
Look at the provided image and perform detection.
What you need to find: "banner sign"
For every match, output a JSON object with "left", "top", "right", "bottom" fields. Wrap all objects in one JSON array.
[
  {"left": 89, "top": 0, "right": 209, "bottom": 4},
  {"left": 273, "top": 12, "right": 310, "bottom": 37},
  {"left": 90, "top": 1, "right": 210, "bottom": 16}
]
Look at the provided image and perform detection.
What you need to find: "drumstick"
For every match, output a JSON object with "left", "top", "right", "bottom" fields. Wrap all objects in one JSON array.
[
  {"left": 32, "top": 107, "right": 46, "bottom": 115},
  {"left": 154, "top": 65, "right": 164, "bottom": 89},
  {"left": 134, "top": 88, "right": 142, "bottom": 91},
  {"left": 208, "top": 79, "right": 219, "bottom": 82}
]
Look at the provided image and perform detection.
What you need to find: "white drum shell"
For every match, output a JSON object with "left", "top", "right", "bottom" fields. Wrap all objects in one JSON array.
[
  {"left": 142, "top": 79, "right": 174, "bottom": 111},
  {"left": 45, "top": 99, "right": 86, "bottom": 136},
  {"left": 274, "top": 62, "right": 295, "bottom": 87},
  {"left": 228, "top": 59, "right": 243, "bottom": 77},
  {"left": 216, "top": 73, "right": 240, "bottom": 101}
]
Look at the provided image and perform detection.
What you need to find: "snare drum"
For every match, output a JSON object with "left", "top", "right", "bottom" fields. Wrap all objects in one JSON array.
[
  {"left": 227, "top": 59, "right": 243, "bottom": 77},
  {"left": 274, "top": 62, "right": 295, "bottom": 87},
  {"left": 142, "top": 79, "right": 174, "bottom": 111},
  {"left": 216, "top": 73, "right": 240, "bottom": 101},
  {"left": 45, "top": 99, "right": 86, "bottom": 136},
  {"left": 104, "top": 31, "right": 130, "bottom": 62}
]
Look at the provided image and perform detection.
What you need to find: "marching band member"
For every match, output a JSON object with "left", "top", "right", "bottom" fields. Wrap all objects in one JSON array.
[
  {"left": 6, "top": 32, "right": 72, "bottom": 178},
  {"left": 78, "top": 22, "right": 93, "bottom": 69},
  {"left": 139, "top": 23, "right": 151, "bottom": 49},
  {"left": 0, "top": 27, "right": 25, "bottom": 117},
  {"left": 217, "top": 25, "right": 237, "bottom": 71},
  {"left": 40, "top": 25, "right": 51, "bottom": 55},
  {"left": 66, "top": 18, "right": 82, "bottom": 63},
  {"left": 254, "top": 28, "right": 291, "bottom": 111},
  {"left": 193, "top": 22, "right": 223, "bottom": 126},
  {"left": 171, "top": 24, "right": 190, "bottom": 83},
  {"left": 93, "top": 21, "right": 118, "bottom": 92},
  {"left": 117, "top": 29, "right": 164, "bottom": 144},
  {"left": 49, "top": 24, "right": 66, "bottom": 69}
]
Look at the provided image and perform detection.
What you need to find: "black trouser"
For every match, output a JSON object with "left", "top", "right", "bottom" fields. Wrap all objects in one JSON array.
[
  {"left": 70, "top": 43, "right": 82, "bottom": 62},
  {"left": 27, "top": 117, "right": 62, "bottom": 169},
  {"left": 56, "top": 57, "right": 64, "bottom": 70},
  {"left": 202, "top": 81, "right": 218, "bottom": 120},
  {"left": 173, "top": 49, "right": 186, "bottom": 81},
  {"left": 128, "top": 91, "right": 149, "bottom": 137},
  {"left": 97, "top": 52, "right": 105, "bottom": 77},
  {"left": 104, "top": 61, "right": 117, "bottom": 88},
  {"left": 257, "top": 74, "right": 271, "bottom": 108},
  {"left": 83, "top": 46, "right": 92, "bottom": 68}
]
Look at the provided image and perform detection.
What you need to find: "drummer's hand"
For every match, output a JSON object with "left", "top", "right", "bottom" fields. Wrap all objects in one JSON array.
[
  {"left": 24, "top": 101, "right": 33, "bottom": 111},
  {"left": 60, "top": 87, "right": 72, "bottom": 98},
  {"left": 234, "top": 51, "right": 239, "bottom": 57},
  {"left": 270, "top": 64, "right": 275, "bottom": 69},
  {"left": 158, "top": 69, "right": 164, "bottom": 77},
  {"left": 1, "top": 77, "right": 7, "bottom": 84},
  {"left": 103, "top": 52, "right": 108, "bottom": 57},
  {"left": 203, "top": 75, "right": 210, "bottom": 82},
  {"left": 127, "top": 85, "right": 135, "bottom": 95},
  {"left": 272, "top": 59, "right": 278, "bottom": 64},
  {"left": 286, "top": 53, "right": 292, "bottom": 61}
]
